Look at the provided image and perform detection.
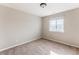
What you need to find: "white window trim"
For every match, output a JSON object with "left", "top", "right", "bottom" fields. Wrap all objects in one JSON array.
[{"left": 49, "top": 16, "right": 64, "bottom": 32}]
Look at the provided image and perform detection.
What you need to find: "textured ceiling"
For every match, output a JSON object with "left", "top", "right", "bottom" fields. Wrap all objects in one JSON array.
[{"left": 0, "top": 3, "right": 79, "bottom": 17}]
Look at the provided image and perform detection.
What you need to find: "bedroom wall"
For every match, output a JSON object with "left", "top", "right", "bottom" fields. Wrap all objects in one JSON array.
[
  {"left": 42, "top": 8, "right": 79, "bottom": 48},
  {"left": 0, "top": 5, "right": 42, "bottom": 51}
]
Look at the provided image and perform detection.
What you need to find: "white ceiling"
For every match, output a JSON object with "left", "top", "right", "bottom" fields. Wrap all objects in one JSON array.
[{"left": 0, "top": 3, "right": 79, "bottom": 17}]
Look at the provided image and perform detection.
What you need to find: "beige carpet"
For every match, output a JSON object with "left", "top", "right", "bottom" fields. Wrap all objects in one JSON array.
[{"left": 0, "top": 39, "right": 79, "bottom": 55}]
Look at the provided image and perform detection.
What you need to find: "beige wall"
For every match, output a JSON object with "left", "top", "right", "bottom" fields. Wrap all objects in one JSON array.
[
  {"left": 42, "top": 8, "right": 79, "bottom": 48},
  {"left": 0, "top": 5, "right": 42, "bottom": 51}
]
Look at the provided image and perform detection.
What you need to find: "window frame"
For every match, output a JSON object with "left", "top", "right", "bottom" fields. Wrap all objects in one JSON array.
[{"left": 49, "top": 16, "right": 64, "bottom": 32}]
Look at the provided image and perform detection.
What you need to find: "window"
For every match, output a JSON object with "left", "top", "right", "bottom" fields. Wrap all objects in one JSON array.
[{"left": 49, "top": 16, "right": 64, "bottom": 32}]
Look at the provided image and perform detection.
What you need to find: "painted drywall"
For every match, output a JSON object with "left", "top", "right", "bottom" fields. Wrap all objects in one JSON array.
[
  {"left": 42, "top": 8, "right": 79, "bottom": 48},
  {"left": 0, "top": 5, "right": 42, "bottom": 51}
]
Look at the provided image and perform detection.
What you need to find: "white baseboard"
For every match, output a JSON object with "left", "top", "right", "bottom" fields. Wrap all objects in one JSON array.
[
  {"left": 0, "top": 36, "right": 41, "bottom": 52},
  {"left": 43, "top": 36, "right": 79, "bottom": 48}
]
